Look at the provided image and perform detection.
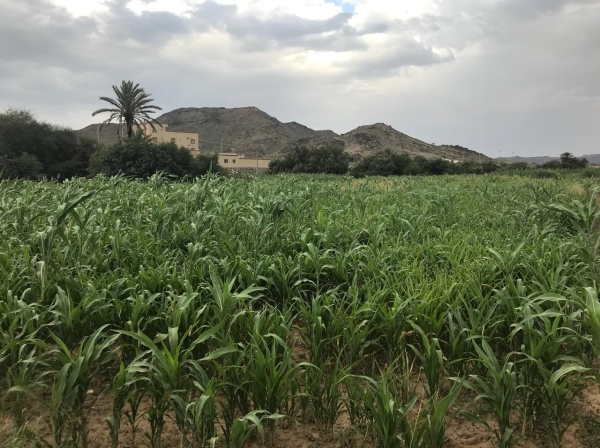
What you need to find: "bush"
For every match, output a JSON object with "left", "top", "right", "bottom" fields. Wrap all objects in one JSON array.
[
  {"left": 192, "top": 153, "right": 222, "bottom": 175},
  {"left": 0, "top": 108, "right": 99, "bottom": 179},
  {"left": 269, "top": 145, "right": 349, "bottom": 174},
  {"left": 350, "top": 150, "right": 414, "bottom": 177},
  {"left": 560, "top": 152, "right": 588, "bottom": 169},
  {"left": 581, "top": 168, "right": 600, "bottom": 178},
  {"left": 541, "top": 153, "right": 588, "bottom": 170},
  {"left": 350, "top": 150, "right": 486, "bottom": 177},
  {"left": 500, "top": 162, "right": 530, "bottom": 171},
  {"left": 0, "top": 153, "right": 43, "bottom": 179},
  {"left": 100, "top": 140, "right": 218, "bottom": 179},
  {"left": 529, "top": 169, "right": 558, "bottom": 179}
]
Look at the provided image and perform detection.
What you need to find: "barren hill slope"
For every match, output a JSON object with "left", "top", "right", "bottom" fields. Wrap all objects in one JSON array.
[
  {"left": 77, "top": 107, "right": 489, "bottom": 162},
  {"left": 155, "top": 107, "right": 337, "bottom": 157},
  {"left": 76, "top": 123, "right": 123, "bottom": 147},
  {"left": 294, "top": 123, "right": 489, "bottom": 162}
]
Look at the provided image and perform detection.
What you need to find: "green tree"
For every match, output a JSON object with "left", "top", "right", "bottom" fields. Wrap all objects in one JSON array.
[
  {"left": 269, "top": 145, "right": 349, "bottom": 174},
  {"left": 0, "top": 108, "right": 99, "bottom": 179},
  {"left": 92, "top": 81, "right": 162, "bottom": 138},
  {"left": 350, "top": 150, "right": 415, "bottom": 177},
  {"left": 100, "top": 139, "right": 218, "bottom": 179},
  {"left": 559, "top": 152, "right": 588, "bottom": 169}
]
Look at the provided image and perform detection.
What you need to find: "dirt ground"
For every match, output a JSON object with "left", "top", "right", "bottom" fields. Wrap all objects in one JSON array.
[
  {"left": 2, "top": 377, "right": 599, "bottom": 448},
  {"left": 3, "top": 333, "right": 600, "bottom": 448}
]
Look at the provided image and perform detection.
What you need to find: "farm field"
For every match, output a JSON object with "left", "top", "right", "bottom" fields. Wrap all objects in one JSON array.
[{"left": 1, "top": 173, "right": 600, "bottom": 448}]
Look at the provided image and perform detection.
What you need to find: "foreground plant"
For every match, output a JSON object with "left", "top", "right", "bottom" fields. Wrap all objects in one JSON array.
[
  {"left": 453, "top": 339, "right": 518, "bottom": 448},
  {"left": 45, "top": 326, "right": 118, "bottom": 448},
  {"left": 360, "top": 369, "right": 421, "bottom": 448}
]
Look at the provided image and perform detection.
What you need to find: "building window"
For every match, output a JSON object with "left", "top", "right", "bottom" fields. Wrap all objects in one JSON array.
[
  {"left": 171, "top": 138, "right": 176, "bottom": 143},
  {"left": 232, "top": 159, "right": 236, "bottom": 163},
  {"left": 191, "top": 139, "right": 195, "bottom": 144},
  {"left": 224, "top": 159, "right": 228, "bottom": 163}
]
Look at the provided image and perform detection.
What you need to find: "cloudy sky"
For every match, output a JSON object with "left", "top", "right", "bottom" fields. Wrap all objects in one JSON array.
[{"left": 1, "top": 0, "right": 599, "bottom": 157}]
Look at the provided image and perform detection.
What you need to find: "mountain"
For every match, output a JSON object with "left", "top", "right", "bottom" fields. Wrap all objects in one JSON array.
[
  {"left": 77, "top": 107, "right": 489, "bottom": 161},
  {"left": 76, "top": 123, "right": 124, "bottom": 147},
  {"left": 498, "top": 154, "right": 600, "bottom": 165},
  {"left": 293, "top": 122, "right": 488, "bottom": 162},
  {"left": 153, "top": 107, "right": 336, "bottom": 158}
]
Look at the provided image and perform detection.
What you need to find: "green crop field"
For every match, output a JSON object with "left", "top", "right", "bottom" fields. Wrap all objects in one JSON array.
[{"left": 1, "top": 173, "right": 600, "bottom": 448}]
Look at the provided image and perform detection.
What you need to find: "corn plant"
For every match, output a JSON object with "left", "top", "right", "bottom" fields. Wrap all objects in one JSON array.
[
  {"left": 246, "top": 331, "right": 297, "bottom": 431},
  {"left": 409, "top": 324, "right": 444, "bottom": 397},
  {"left": 304, "top": 358, "right": 347, "bottom": 436},
  {"left": 540, "top": 186, "right": 600, "bottom": 234},
  {"left": 185, "top": 381, "right": 218, "bottom": 448},
  {"left": 122, "top": 324, "right": 235, "bottom": 448},
  {"left": 227, "top": 410, "right": 284, "bottom": 448},
  {"left": 105, "top": 363, "right": 138, "bottom": 448},
  {"left": 359, "top": 369, "right": 421, "bottom": 448},
  {"left": 543, "top": 363, "right": 592, "bottom": 447},
  {"left": 418, "top": 385, "right": 461, "bottom": 448},
  {"left": 47, "top": 326, "right": 118, "bottom": 448},
  {"left": 453, "top": 339, "right": 518, "bottom": 448}
]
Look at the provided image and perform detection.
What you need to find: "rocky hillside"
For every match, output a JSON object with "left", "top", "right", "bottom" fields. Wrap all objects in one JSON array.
[
  {"left": 77, "top": 107, "right": 489, "bottom": 161},
  {"left": 499, "top": 155, "right": 600, "bottom": 165},
  {"left": 76, "top": 123, "right": 123, "bottom": 147},
  {"left": 293, "top": 123, "right": 489, "bottom": 162},
  {"left": 153, "top": 107, "right": 336, "bottom": 158}
]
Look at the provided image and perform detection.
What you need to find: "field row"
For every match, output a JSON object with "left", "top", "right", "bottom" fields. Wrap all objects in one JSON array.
[{"left": 1, "top": 174, "right": 600, "bottom": 448}]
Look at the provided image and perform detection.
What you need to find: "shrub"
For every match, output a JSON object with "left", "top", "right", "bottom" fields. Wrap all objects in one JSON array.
[
  {"left": 350, "top": 151, "right": 485, "bottom": 177},
  {"left": 101, "top": 140, "right": 218, "bottom": 179},
  {"left": 500, "top": 162, "right": 530, "bottom": 171},
  {"left": 350, "top": 150, "right": 413, "bottom": 177},
  {"left": 559, "top": 152, "right": 588, "bottom": 169},
  {"left": 0, "top": 108, "right": 99, "bottom": 179},
  {"left": 0, "top": 153, "right": 43, "bottom": 179},
  {"left": 581, "top": 168, "right": 600, "bottom": 178},
  {"left": 529, "top": 169, "right": 558, "bottom": 179},
  {"left": 269, "top": 145, "right": 349, "bottom": 174},
  {"left": 542, "top": 153, "right": 588, "bottom": 170}
]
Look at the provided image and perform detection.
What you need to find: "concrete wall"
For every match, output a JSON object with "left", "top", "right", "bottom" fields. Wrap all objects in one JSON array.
[
  {"left": 218, "top": 153, "right": 271, "bottom": 169},
  {"left": 140, "top": 123, "right": 199, "bottom": 156}
]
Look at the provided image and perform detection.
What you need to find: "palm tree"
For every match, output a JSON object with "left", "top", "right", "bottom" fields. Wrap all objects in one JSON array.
[{"left": 92, "top": 81, "right": 162, "bottom": 138}]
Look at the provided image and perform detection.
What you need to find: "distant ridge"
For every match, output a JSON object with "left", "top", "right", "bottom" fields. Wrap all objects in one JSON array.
[
  {"left": 77, "top": 106, "right": 489, "bottom": 162},
  {"left": 498, "top": 154, "right": 600, "bottom": 165},
  {"left": 293, "top": 122, "right": 488, "bottom": 162}
]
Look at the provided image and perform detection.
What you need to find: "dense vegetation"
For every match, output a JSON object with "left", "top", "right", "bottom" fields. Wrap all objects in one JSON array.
[
  {"left": 92, "top": 80, "right": 163, "bottom": 138},
  {"left": 1, "top": 174, "right": 600, "bottom": 448},
  {"left": 0, "top": 109, "right": 219, "bottom": 180},
  {"left": 0, "top": 109, "right": 100, "bottom": 179},
  {"left": 349, "top": 149, "right": 499, "bottom": 177},
  {"left": 542, "top": 152, "right": 589, "bottom": 169},
  {"left": 96, "top": 137, "right": 220, "bottom": 179},
  {"left": 269, "top": 145, "right": 350, "bottom": 174}
]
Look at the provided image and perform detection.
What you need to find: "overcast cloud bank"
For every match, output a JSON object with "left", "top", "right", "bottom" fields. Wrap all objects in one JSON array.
[{"left": 1, "top": 0, "right": 599, "bottom": 157}]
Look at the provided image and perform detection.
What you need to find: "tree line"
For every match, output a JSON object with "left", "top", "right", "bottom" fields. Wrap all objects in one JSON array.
[
  {"left": 269, "top": 146, "right": 592, "bottom": 177},
  {"left": 0, "top": 109, "right": 218, "bottom": 180},
  {"left": 1, "top": 81, "right": 220, "bottom": 180},
  {"left": 1, "top": 80, "right": 591, "bottom": 181}
]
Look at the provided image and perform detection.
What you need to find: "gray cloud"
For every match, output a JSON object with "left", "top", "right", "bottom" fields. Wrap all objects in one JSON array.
[{"left": 0, "top": 0, "right": 599, "bottom": 157}]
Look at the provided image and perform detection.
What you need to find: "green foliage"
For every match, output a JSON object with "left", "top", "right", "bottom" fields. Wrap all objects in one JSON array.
[
  {"left": 100, "top": 139, "right": 218, "bottom": 178},
  {"left": 350, "top": 149, "right": 416, "bottom": 177},
  {"left": 0, "top": 173, "right": 599, "bottom": 448},
  {"left": 0, "top": 108, "right": 99, "bottom": 179},
  {"left": 92, "top": 80, "right": 162, "bottom": 138},
  {"left": 350, "top": 149, "right": 499, "bottom": 177},
  {"left": 269, "top": 145, "right": 349, "bottom": 174}
]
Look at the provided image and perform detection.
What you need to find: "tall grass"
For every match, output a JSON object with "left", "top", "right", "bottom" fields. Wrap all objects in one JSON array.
[{"left": 0, "top": 173, "right": 599, "bottom": 447}]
